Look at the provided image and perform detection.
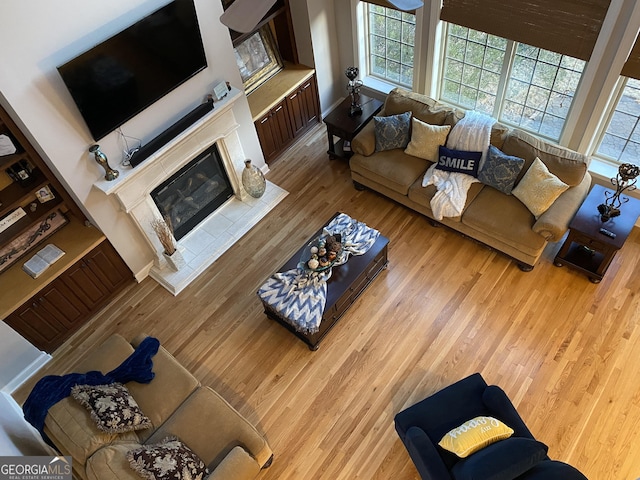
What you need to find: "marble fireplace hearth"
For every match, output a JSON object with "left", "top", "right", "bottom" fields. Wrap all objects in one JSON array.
[{"left": 93, "top": 88, "right": 287, "bottom": 295}]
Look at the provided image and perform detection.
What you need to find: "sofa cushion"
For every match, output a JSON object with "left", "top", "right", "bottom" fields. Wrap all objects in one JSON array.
[
  {"left": 147, "top": 386, "right": 271, "bottom": 469},
  {"left": 350, "top": 150, "right": 430, "bottom": 196},
  {"left": 450, "top": 437, "right": 548, "bottom": 480},
  {"left": 438, "top": 416, "right": 514, "bottom": 458},
  {"left": 71, "top": 383, "right": 152, "bottom": 434},
  {"left": 124, "top": 345, "right": 200, "bottom": 443},
  {"left": 405, "top": 117, "right": 451, "bottom": 162},
  {"left": 374, "top": 111, "right": 412, "bottom": 151},
  {"left": 436, "top": 146, "right": 482, "bottom": 177},
  {"left": 501, "top": 129, "right": 588, "bottom": 187},
  {"left": 512, "top": 158, "right": 569, "bottom": 218},
  {"left": 408, "top": 180, "right": 484, "bottom": 222},
  {"left": 384, "top": 88, "right": 451, "bottom": 125},
  {"left": 477, "top": 146, "right": 525, "bottom": 195},
  {"left": 44, "top": 396, "right": 140, "bottom": 470},
  {"left": 85, "top": 442, "right": 144, "bottom": 480},
  {"left": 127, "top": 436, "right": 209, "bottom": 480},
  {"left": 461, "top": 187, "right": 547, "bottom": 257}
]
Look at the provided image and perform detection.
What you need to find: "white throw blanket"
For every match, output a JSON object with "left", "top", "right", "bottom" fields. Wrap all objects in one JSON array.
[{"left": 422, "top": 110, "right": 496, "bottom": 220}]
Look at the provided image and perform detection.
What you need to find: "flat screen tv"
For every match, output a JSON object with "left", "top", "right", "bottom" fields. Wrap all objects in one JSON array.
[{"left": 57, "top": 0, "right": 207, "bottom": 141}]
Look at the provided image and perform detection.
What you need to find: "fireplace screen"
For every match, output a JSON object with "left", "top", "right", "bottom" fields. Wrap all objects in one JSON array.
[{"left": 151, "top": 144, "right": 233, "bottom": 240}]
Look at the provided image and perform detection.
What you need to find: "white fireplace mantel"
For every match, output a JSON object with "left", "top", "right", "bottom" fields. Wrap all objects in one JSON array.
[{"left": 93, "top": 87, "right": 287, "bottom": 294}]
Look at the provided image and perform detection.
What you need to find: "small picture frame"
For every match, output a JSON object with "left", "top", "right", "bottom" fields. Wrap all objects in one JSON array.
[
  {"left": 35, "top": 185, "right": 55, "bottom": 203},
  {"left": 213, "top": 81, "right": 229, "bottom": 101},
  {"left": 234, "top": 25, "right": 284, "bottom": 95}
]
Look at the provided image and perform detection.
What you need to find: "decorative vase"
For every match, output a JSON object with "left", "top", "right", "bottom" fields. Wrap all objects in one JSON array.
[
  {"left": 89, "top": 144, "right": 119, "bottom": 181},
  {"left": 163, "top": 249, "right": 186, "bottom": 272},
  {"left": 241, "top": 159, "right": 266, "bottom": 198}
]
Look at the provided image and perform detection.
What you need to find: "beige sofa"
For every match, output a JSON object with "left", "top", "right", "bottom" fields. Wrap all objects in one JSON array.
[
  {"left": 40, "top": 334, "right": 273, "bottom": 480},
  {"left": 350, "top": 88, "right": 592, "bottom": 270}
]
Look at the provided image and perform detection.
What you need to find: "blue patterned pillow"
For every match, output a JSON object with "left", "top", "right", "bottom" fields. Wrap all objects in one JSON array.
[
  {"left": 374, "top": 111, "right": 411, "bottom": 151},
  {"left": 478, "top": 145, "right": 525, "bottom": 194}
]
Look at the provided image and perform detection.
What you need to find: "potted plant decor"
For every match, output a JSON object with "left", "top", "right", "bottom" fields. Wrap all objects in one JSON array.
[{"left": 150, "top": 216, "right": 185, "bottom": 271}]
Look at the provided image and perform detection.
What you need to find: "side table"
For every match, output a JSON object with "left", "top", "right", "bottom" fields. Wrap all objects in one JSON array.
[
  {"left": 323, "top": 94, "right": 383, "bottom": 160},
  {"left": 554, "top": 184, "right": 640, "bottom": 282}
]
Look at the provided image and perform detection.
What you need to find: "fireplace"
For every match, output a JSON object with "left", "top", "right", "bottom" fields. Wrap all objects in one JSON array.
[
  {"left": 151, "top": 144, "right": 233, "bottom": 240},
  {"left": 92, "top": 88, "right": 288, "bottom": 295}
]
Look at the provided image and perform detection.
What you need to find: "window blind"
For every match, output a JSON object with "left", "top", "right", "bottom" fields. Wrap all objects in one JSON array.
[
  {"left": 622, "top": 38, "right": 640, "bottom": 79},
  {"left": 360, "top": 0, "right": 421, "bottom": 13},
  {"left": 440, "top": 0, "right": 611, "bottom": 61}
]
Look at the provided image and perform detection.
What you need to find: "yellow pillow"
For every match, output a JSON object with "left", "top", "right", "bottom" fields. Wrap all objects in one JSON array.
[
  {"left": 438, "top": 416, "right": 514, "bottom": 458},
  {"left": 404, "top": 117, "right": 451, "bottom": 162},
  {"left": 512, "top": 157, "right": 569, "bottom": 218}
]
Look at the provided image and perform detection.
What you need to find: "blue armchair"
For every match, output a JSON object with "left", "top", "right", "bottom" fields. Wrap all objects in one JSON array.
[{"left": 394, "top": 373, "right": 588, "bottom": 480}]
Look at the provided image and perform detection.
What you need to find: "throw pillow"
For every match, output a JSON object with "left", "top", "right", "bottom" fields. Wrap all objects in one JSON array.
[
  {"left": 374, "top": 111, "right": 412, "bottom": 151},
  {"left": 477, "top": 145, "right": 525, "bottom": 194},
  {"left": 404, "top": 117, "right": 451, "bottom": 162},
  {"left": 512, "top": 157, "right": 569, "bottom": 218},
  {"left": 436, "top": 145, "right": 483, "bottom": 177},
  {"left": 127, "top": 437, "right": 210, "bottom": 480},
  {"left": 71, "top": 383, "right": 152, "bottom": 434},
  {"left": 451, "top": 437, "right": 549, "bottom": 480},
  {"left": 438, "top": 416, "right": 514, "bottom": 458}
]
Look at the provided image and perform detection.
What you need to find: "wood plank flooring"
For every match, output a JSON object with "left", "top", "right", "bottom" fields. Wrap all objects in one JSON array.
[{"left": 13, "top": 123, "right": 640, "bottom": 479}]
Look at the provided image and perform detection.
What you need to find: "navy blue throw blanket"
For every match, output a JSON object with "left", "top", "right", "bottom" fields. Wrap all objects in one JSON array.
[{"left": 23, "top": 336, "right": 160, "bottom": 447}]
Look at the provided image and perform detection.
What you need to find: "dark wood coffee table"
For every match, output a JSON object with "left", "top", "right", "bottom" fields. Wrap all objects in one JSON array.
[
  {"left": 260, "top": 213, "right": 389, "bottom": 350},
  {"left": 554, "top": 184, "right": 640, "bottom": 282}
]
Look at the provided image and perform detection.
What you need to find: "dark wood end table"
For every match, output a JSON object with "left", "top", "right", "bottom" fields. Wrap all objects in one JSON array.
[
  {"left": 260, "top": 213, "right": 389, "bottom": 350},
  {"left": 554, "top": 184, "right": 640, "bottom": 282},
  {"left": 323, "top": 94, "right": 383, "bottom": 160}
]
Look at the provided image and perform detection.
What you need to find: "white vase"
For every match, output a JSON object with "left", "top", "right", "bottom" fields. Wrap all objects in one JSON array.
[{"left": 163, "top": 250, "right": 186, "bottom": 271}]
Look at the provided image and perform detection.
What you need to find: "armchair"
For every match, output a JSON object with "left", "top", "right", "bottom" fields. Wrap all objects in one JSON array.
[{"left": 394, "top": 373, "right": 587, "bottom": 480}]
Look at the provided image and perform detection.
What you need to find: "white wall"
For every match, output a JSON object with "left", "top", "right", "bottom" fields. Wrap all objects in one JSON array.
[{"left": 0, "top": 0, "right": 265, "bottom": 278}]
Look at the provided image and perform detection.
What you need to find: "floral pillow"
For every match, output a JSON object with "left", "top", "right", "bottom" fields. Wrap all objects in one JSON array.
[
  {"left": 374, "top": 111, "right": 412, "bottom": 151},
  {"left": 71, "top": 383, "right": 152, "bottom": 433},
  {"left": 127, "top": 437, "right": 210, "bottom": 480}
]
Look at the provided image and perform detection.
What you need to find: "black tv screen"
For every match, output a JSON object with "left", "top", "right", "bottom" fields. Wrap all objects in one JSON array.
[{"left": 57, "top": 0, "right": 207, "bottom": 141}]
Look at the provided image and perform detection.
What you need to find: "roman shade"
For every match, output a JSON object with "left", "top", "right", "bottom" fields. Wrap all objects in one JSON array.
[
  {"left": 360, "top": 0, "right": 423, "bottom": 13},
  {"left": 621, "top": 38, "right": 640, "bottom": 79},
  {"left": 440, "top": 0, "right": 611, "bottom": 61}
]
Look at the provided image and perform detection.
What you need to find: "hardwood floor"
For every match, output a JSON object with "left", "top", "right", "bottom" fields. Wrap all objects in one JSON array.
[{"left": 14, "top": 123, "right": 640, "bottom": 479}]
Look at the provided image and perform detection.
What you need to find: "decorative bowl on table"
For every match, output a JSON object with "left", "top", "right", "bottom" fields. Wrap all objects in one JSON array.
[{"left": 301, "top": 233, "right": 343, "bottom": 272}]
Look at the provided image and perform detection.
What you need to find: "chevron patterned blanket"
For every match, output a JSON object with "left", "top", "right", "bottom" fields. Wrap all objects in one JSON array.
[{"left": 258, "top": 213, "right": 380, "bottom": 334}]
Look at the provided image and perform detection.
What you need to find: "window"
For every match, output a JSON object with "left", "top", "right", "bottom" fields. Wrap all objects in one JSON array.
[
  {"left": 596, "top": 78, "right": 640, "bottom": 165},
  {"left": 440, "top": 25, "right": 585, "bottom": 141},
  {"left": 367, "top": 5, "right": 416, "bottom": 87}
]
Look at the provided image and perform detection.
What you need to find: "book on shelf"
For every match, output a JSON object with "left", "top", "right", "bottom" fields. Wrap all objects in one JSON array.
[{"left": 22, "top": 244, "right": 65, "bottom": 279}]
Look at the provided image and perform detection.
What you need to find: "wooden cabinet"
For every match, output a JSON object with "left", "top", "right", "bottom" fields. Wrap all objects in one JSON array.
[
  {"left": 249, "top": 68, "right": 320, "bottom": 165},
  {"left": 1, "top": 103, "right": 133, "bottom": 351},
  {"left": 5, "top": 240, "right": 131, "bottom": 353},
  {"left": 256, "top": 100, "right": 294, "bottom": 164},
  {"left": 61, "top": 240, "right": 131, "bottom": 310},
  {"left": 287, "top": 77, "right": 319, "bottom": 137}
]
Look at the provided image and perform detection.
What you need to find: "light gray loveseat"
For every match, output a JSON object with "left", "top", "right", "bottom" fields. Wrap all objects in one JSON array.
[{"left": 349, "top": 88, "right": 592, "bottom": 270}]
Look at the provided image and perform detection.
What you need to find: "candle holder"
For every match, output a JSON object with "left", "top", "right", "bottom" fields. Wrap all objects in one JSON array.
[
  {"left": 89, "top": 145, "right": 119, "bottom": 181},
  {"left": 345, "top": 67, "right": 363, "bottom": 117},
  {"left": 597, "top": 163, "right": 640, "bottom": 221}
]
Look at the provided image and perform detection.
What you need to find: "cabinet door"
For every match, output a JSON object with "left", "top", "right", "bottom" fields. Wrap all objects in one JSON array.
[
  {"left": 61, "top": 241, "right": 130, "bottom": 310},
  {"left": 286, "top": 76, "right": 319, "bottom": 138},
  {"left": 299, "top": 76, "right": 320, "bottom": 126},
  {"left": 255, "top": 101, "right": 293, "bottom": 164},
  {"left": 4, "top": 281, "right": 88, "bottom": 352}
]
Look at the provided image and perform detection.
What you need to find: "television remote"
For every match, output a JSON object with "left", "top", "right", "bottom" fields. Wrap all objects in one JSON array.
[{"left": 599, "top": 227, "right": 616, "bottom": 239}]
